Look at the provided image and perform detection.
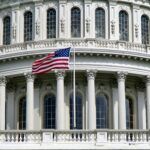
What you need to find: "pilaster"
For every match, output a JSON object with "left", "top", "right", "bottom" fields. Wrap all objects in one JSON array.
[
  {"left": 132, "top": 4, "right": 140, "bottom": 43},
  {"left": 108, "top": 1, "right": 117, "bottom": 40}
]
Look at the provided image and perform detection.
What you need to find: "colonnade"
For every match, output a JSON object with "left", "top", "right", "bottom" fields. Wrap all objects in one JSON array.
[{"left": 0, "top": 70, "right": 150, "bottom": 130}]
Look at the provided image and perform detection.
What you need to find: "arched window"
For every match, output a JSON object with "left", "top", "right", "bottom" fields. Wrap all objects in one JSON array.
[
  {"left": 96, "top": 94, "right": 108, "bottom": 129},
  {"left": 47, "top": 8, "right": 56, "bottom": 39},
  {"left": 126, "top": 97, "right": 134, "bottom": 129},
  {"left": 141, "top": 15, "right": 149, "bottom": 44},
  {"left": 119, "top": 10, "right": 129, "bottom": 41},
  {"left": 24, "top": 11, "right": 32, "bottom": 42},
  {"left": 3, "top": 16, "right": 11, "bottom": 45},
  {"left": 43, "top": 94, "right": 56, "bottom": 129},
  {"left": 70, "top": 92, "right": 82, "bottom": 129},
  {"left": 18, "top": 97, "right": 26, "bottom": 130},
  {"left": 71, "top": 7, "right": 81, "bottom": 38},
  {"left": 95, "top": 8, "right": 105, "bottom": 38}
]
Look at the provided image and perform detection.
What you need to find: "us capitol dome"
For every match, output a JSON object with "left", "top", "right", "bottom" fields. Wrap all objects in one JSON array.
[{"left": 0, "top": 0, "right": 150, "bottom": 149}]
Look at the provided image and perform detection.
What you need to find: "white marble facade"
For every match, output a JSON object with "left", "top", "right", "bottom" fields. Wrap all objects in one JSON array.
[{"left": 0, "top": 0, "right": 150, "bottom": 149}]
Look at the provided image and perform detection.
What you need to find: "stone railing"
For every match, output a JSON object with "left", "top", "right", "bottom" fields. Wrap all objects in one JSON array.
[
  {"left": 0, "top": 39, "right": 149, "bottom": 59},
  {"left": 0, "top": 130, "right": 149, "bottom": 144}
]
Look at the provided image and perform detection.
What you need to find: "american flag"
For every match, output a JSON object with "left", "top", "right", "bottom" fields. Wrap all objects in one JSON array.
[{"left": 32, "top": 48, "right": 71, "bottom": 74}]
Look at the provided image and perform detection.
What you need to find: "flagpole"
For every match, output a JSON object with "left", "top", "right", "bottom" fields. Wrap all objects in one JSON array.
[{"left": 73, "top": 47, "right": 76, "bottom": 129}]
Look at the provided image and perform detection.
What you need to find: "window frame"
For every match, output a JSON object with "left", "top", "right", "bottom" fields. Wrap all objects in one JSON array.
[
  {"left": 71, "top": 7, "right": 81, "bottom": 38},
  {"left": 119, "top": 10, "right": 129, "bottom": 41},
  {"left": 24, "top": 11, "right": 33, "bottom": 42},
  {"left": 95, "top": 7, "right": 105, "bottom": 38},
  {"left": 3, "top": 16, "right": 11, "bottom": 45}
]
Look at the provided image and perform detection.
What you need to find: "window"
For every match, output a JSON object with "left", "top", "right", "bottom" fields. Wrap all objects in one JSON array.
[
  {"left": 24, "top": 11, "right": 32, "bottom": 42},
  {"left": 141, "top": 15, "right": 149, "bottom": 44},
  {"left": 3, "top": 16, "right": 11, "bottom": 45},
  {"left": 119, "top": 11, "right": 129, "bottom": 41},
  {"left": 71, "top": 7, "right": 81, "bottom": 37},
  {"left": 43, "top": 94, "right": 56, "bottom": 129},
  {"left": 95, "top": 8, "right": 105, "bottom": 38},
  {"left": 126, "top": 97, "right": 134, "bottom": 129},
  {"left": 96, "top": 94, "right": 108, "bottom": 128},
  {"left": 18, "top": 97, "right": 26, "bottom": 130},
  {"left": 70, "top": 92, "right": 82, "bottom": 129},
  {"left": 47, "top": 8, "right": 56, "bottom": 38}
]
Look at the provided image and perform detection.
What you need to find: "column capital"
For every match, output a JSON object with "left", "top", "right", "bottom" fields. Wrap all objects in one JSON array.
[
  {"left": 87, "top": 70, "right": 96, "bottom": 80},
  {"left": 146, "top": 75, "right": 150, "bottom": 83},
  {"left": 55, "top": 70, "right": 65, "bottom": 80},
  {"left": 0, "top": 76, "right": 7, "bottom": 86},
  {"left": 117, "top": 72, "right": 127, "bottom": 80},
  {"left": 25, "top": 73, "right": 35, "bottom": 82}
]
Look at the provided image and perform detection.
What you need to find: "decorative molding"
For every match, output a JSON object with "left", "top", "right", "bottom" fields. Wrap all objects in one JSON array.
[
  {"left": 25, "top": 73, "right": 35, "bottom": 82},
  {"left": 0, "top": 76, "right": 6, "bottom": 86},
  {"left": 135, "top": 24, "right": 139, "bottom": 38},
  {"left": 12, "top": 24, "right": 16, "bottom": 39},
  {"left": 117, "top": 72, "right": 128, "bottom": 80},
  {"left": 60, "top": 19, "right": 65, "bottom": 33},
  {"left": 86, "top": 18, "right": 90, "bottom": 33},
  {"left": 87, "top": 70, "right": 96, "bottom": 80},
  {"left": 111, "top": 20, "right": 115, "bottom": 34},
  {"left": 55, "top": 70, "right": 65, "bottom": 80},
  {"left": 35, "top": 21, "right": 40, "bottom": 35},
  {"left": 146, "top": 75, "right": 150, "bottom": 84}
]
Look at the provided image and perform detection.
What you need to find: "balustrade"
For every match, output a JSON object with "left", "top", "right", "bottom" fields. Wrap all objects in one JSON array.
[
  {"left": 0, "top": 130, "right": 149, "bottom": 144},
  {"left": 0, "top": 39, "right": 148, "bottom": 58}
]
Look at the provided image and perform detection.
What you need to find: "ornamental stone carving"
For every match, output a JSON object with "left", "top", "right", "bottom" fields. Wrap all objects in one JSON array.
[
  {"left": 111, "top": 20, "right": 115, "bottom": 34},
  {"left": 25, "top": 73, "right": 35, "bottom": 82},
  {"left": 135, "top": 24, "right": 139, "bottom": 38},
  {"left": 60, "top": 19, "right": 65, "bottom": 33},
  {"left": 0, "top": 76, "right": 6, "bottom": 86},
  {"left": 87, "top": 70, "right": 96, "bottom": 80},
  {"left": 12, "top": 25, "right": 16, "bottom": 39},
  {"left": 117, "top": 72, "right": 127, "bottom": 80},
  {"left": 55, "top": 70, "right": 65, "bottom": 80},
  {"left": 35, "top": 22, "right": 40, "bottom": 35},
  {"left": 86, "top": 19, "right": 90, "bottom": 33},
  {"left": 146, "top": 75, "right": 150, "bottom": 84}
]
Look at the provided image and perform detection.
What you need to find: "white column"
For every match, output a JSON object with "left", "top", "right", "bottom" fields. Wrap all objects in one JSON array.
[
  {"left": 26, "top": 73, "right": 35, "bottom": 130},
  {"left": 56, "top": 71, "right": 65, "bottom": 130},
  {"left": 112, "top": 87, "right": 118, "bottom": 129},
  {"left": 146, "top": 76, "right": 150, "bottom": 129},
  {"left": 6, "top": 87, "right": 15, "bottom": 130},
  {"left": 0, "top": 76, "right": 6, "bottom": 130},
  {"left": 87, "top": 70, "right": 96, "bottom": 130},
  {"left": 137, "top": 89, "right": 146, "bottom": 129},
  {"left": 34, "top": 85, "right": 40, "bottom": 130},
  {"left": 117, "top": 72, "right": 127, "bottom": 129}
]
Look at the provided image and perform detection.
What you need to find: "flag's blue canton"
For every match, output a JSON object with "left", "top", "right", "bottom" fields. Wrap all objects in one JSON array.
[{"left": 54, "top": 48, "right": 70, "bottom": 58}]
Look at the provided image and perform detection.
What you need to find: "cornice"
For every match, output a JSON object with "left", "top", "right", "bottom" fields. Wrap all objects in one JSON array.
[
  {"left": 0, "top": 39, "right": 150, "bottom": 63},
  {"left": 0, "top": 0, "right": 150, "bottom": 10}
]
